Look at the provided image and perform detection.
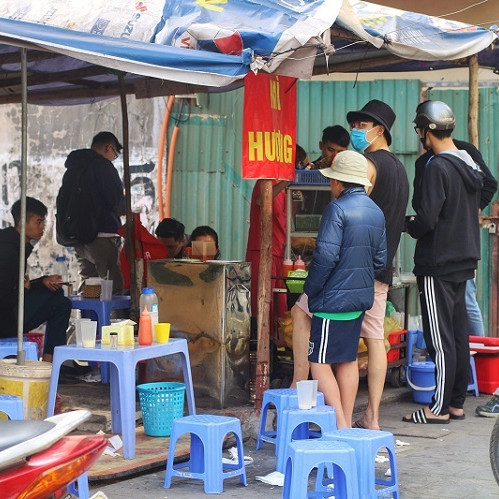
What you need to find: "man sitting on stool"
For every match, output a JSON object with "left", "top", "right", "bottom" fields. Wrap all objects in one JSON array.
[{"left": 0, "top": 197, "right": 71, "bottom": 362}]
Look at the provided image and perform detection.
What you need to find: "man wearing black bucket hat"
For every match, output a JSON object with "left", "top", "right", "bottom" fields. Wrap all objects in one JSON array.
[{"left": 346, "top": 100, "right": 409, "bottom": 430}]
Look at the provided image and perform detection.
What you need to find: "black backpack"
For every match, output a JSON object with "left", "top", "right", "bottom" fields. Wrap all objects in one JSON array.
[{"left": 56, "top": 165, "right": 100, "bottom": 247}]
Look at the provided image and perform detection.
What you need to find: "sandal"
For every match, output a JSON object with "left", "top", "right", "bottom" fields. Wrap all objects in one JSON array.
[{"left": 402, "top": 408, "right": 450, "bottom": 424}]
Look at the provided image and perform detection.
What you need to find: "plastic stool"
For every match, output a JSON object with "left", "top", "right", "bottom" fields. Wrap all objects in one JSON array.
[
  {"left": 283, "top": 439, "right": 359, "bottom": 499},
  {"left": 276, "top": 405, "right": 337, "bottom": 473},
  {"left": 468, "top": 354, "right": 479, "bottom": 397},
  {"left": 164, "top": 414, "right": 247, "bottom": 494},
  {"left": 323, "top": 428, "right": 399, "bottom": 498},
  {"left": 256, "top": 388, "right": 325, "bottom": 452},
  {"left": 69, "top": 295, "right": 131, "bottom": 383},
  {"left": 0, "top": 394, "right": 24, "bottom": 420},
  {"left": 0, "top": 339, "right": 39, "bottom": 361},
  {"left": 67, "top": 472, "right": 90, "bottom": 499}
]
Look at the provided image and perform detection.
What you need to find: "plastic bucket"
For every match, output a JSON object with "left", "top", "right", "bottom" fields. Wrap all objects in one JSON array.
[
  {"left": 406, "top": 361, "right": 436, "bottom": 404},
  {"left": 137, "top": 382, "right": 185, "bottom": 437},
  {"left": 0, "top": 359, "right": 52, "bottom": 419}
]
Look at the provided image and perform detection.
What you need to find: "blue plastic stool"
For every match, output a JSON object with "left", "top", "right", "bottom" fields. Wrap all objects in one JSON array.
[
  {"left": 323, "top": 428, "right": 399, "bottom": 498},
  {"left": 67, "top": 472, "right": 90, "bottom": 499},
  {"left": 0, "top": 339, "right": 39, "bottom": 361},
  {"left": 468, "top": 354, "right": 479, "bottom": 397},
  {"left": 164, "top": 414, "right": 247, "bottom": 494},
  {"left": 276, "top": 405, "right": 337, "bottom": 473},
  {"left": 0, "top": 394, "right": 24, "bottom": 420},
  {"left": 256, "top": 388, "right": 325, "bottom": 452},
  {"left": 283, "top": 439, "right": 359, "bottom": 499},
  {"left": 47, "top": 339, "right": 196, "bottom": 459},
  {"left": 69, "top": 295, "right": 131, "bottom": 383}
]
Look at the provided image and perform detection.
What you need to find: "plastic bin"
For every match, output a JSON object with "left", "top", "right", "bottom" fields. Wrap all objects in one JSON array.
[
  {"left": 285, "top": 270, "right": 308, "bottom": 294},
  {"left": 469, "top": 336, "right": 499, "bottom": 394},
  {"left": 137, "top": 382, "right": 185, "bottom": 437},
  {"left": 24, "top": 332, "right": 44, "bottom": 359}
]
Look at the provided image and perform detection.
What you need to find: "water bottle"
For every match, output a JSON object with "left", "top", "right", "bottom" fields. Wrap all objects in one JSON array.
[
  {"left": 139, "top": 288, "right": 159, "bottom": 338},
  {"left": 54, "top": 256, "right": 68, "bottom": 296}
]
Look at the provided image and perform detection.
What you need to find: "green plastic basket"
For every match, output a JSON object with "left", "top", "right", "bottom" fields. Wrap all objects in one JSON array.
[
  {"left": 137, "top": 382, "right": 185, "bottom": 437},
  {"left": 285, "top": 269, "right": 308, "bottom": 294}
]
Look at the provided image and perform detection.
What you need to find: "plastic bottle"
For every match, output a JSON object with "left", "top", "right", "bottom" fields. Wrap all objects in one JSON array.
[
  {"left": 282, "top": 258, "right": 294, "bottom": 277},
  {"left": 294, "top": 256, "right": 306, "bottom": 271},
  {"left": 140, "top": 287, "right": 159, "bottom": 326},
  {"left": 54, "top": 256, "right": 69, "bottom": 296},
  {"left": 138, "top": 307, "right": 153, "bottom": 345}
]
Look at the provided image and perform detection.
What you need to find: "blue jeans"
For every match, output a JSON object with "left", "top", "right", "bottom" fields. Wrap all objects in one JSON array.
[{"left": 466, "top": 278, "right": 484, "bottom": 336}]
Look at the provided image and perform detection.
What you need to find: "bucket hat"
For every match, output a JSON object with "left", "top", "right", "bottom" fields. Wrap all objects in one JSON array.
[
  {"left": 346, "top": 99, "right": 396, "bottom": 146},
  {"left": 320, "top": 150, "right": 371, "bottom": 187}
]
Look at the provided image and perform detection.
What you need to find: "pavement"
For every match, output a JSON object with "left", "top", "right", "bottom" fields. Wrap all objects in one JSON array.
[{"left": 57, "top": 373, "right": 499, "bottom": 498}]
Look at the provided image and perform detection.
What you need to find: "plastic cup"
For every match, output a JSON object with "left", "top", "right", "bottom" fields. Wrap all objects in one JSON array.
[
  {"left": 311, "top": 379, "right": 319, "bottom": 407},
  {"left": 100, "top": 279, "right": 113, "bottom": 301},
  {"left": 80, "top": 320, "right": 97, "bottom": 348},
  {"left": 296, "top": 380, "right": 314, "bottom": 410},
  {"left": 155, "top": 323, "right": 171, "bottom": 343},
  {"left": 75, "top": 318, "right": 91, "bottom": 347}
]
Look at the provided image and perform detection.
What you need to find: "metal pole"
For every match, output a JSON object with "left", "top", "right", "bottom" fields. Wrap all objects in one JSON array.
[
  {"left": 118, "top": 75, "right": 137, "bottom": 310},
  {"left": 16, "top": 48, "right": 28, "bottom": 365}
]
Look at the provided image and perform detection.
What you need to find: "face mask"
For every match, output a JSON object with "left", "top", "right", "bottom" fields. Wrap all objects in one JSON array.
[{"left": 351, "top": 127, "right": 378, "bottom": 153}]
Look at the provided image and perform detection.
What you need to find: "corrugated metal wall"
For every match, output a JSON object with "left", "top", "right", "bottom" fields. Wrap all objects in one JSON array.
[
  {"left": 428, "top": 87, "right": 499, "bottom": 330},
  {"left": 168, "top": 90, "right": 253, "bottom": 260}
]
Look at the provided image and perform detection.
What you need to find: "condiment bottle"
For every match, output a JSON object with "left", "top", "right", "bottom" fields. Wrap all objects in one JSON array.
[
  {"left": 294, "top": 256, "right": 306, "bottom": 271},
  {"left": 282, "top": 258, "right": 294, "bottom": 277},
  {"left": 138, "top": 307, "right": 153, "bottom": 345}
]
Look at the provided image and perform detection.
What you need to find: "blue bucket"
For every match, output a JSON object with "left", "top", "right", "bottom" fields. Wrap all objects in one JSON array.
[{"left": 406, "top": 361, "right": 436, "bottom": 404}]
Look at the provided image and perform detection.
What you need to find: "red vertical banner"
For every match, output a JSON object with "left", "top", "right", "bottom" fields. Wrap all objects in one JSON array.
[{"left": 242, "top": 72, "right": 296, "bottom": 180}]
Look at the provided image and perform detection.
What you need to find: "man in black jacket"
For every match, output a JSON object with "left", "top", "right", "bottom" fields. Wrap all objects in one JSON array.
[
  {"left": 0, "top": 197, "right": 70, "bottom": 362},
  {"left": 404, "top": 101, "right": 484, "bottom": 424},
  {"left": 58, "top": 132, "right": 125, "bottom": 293}
]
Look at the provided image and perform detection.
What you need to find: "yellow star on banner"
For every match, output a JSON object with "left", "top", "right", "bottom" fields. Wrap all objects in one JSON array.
[{"left": 196, "top": 0, "right": 227, "bottom": 13}]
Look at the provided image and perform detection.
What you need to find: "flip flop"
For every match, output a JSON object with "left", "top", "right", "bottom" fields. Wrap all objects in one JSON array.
[
  {"left": 450, "top": 413, "right": 466, "bottom": 420},
  {"left": 352, "top": 420, "right": 366, "bottom": 429},
  {"left": 402, "top": 408, "right": 450, "bottom": 424}
]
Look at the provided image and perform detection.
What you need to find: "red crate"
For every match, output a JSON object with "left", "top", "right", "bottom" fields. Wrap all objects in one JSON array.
[{"left": 387, "top": 330, "right": 407, "bottom": 362}]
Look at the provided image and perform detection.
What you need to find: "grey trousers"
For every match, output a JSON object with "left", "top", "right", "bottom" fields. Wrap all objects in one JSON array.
[{"left": 75, "top": 236, "right": 124, "bottom": 294}]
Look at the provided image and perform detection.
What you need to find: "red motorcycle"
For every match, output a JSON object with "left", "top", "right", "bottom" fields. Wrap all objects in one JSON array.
[{"left": 0, "top": 409, "right": 106, "bottom": 499}]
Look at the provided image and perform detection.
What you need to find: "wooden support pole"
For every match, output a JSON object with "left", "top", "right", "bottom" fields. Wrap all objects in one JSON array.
[
  {"left": 255, "top": 179, "right": 273, "bottom": 413},
  {"left": 119, "top": 76, "right": 137, "bottom": 310},
  {"left": 468, "top": 54, "right": 479, "bottom": 148}
]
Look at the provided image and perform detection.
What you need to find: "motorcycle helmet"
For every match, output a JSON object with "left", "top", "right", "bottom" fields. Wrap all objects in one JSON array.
[{"left": 414, "top": 100, "right": 455, "bottom": 130}]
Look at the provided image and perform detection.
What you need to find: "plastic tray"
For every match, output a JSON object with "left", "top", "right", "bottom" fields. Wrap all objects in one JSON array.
[{"left": 292, "top": 169, "right": 330, "bottom": 186}]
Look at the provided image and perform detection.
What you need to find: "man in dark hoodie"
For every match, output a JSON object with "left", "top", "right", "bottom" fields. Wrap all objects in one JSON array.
[
  {"left": 0, "top": 197, "right": 70, "bottom": 362},
  {"left": 58, "top": 131, "right": 125, "bottom": 293},
  {"left": 404, "top": 101, "right": 484, "bottom": 424}
]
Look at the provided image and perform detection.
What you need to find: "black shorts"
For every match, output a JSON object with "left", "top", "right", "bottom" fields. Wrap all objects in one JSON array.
[{"left": 308, "top": 314, "right": 364, "bottom": 364}]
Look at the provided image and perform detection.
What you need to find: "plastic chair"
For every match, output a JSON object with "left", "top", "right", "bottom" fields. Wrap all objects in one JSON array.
[
  {"left": 283, "top": 439, "right": 358, "bottom": 499},
  {"left": 69, "top": 295, "right": 131, "bottom": 383},
  {"left": 276, "top": 405, "right": 337, "bottom": 473},
  {"left": 67, "top": 472, "right": 90, "bottom": 499},
  {"left": 256, "top": 388, "right": 325, "bottom": 452},
  {"left": 164, "top": 414, "right": 247, "bottom": 494},
  {"left": 0, "top": 339, "right": 39, "bottom": 361},
  {"left": 0, "top": 394, "right": 24, "bottom": 420},
  {"left": 46, "top": 339, "right": 196, "bottom": 459},
  {"left": 468, "top": 353, "right": 479, "bottom": 397},
  {"left": 323, "top": 428, "right": 399, "bottom": 498}
]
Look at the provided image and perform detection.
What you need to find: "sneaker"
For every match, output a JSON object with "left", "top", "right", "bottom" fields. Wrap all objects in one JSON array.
[{"left": 475, "top": 394, "right": 499, "bottom": 417}]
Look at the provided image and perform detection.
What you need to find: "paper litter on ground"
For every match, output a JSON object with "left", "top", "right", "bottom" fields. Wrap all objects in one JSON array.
[
  {"left": 255, "top": 471, "right": 284, "bottom": 486},
  {"left": 97, "top": 431, "right": 123, "bottom": 457},
  {"left": 375, "top": 454, "right": 389, "bottom": 463},
  {"left": 396, "top": 439, "right": 410, "bottom": 446},
  {"left": 222, "top": 446, "right": 254, "bottom": 465}
]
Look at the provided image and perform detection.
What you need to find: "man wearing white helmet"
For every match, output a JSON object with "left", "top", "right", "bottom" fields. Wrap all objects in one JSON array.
[{"left": 404, "top": 101, "right": 484, "bottom": 424}]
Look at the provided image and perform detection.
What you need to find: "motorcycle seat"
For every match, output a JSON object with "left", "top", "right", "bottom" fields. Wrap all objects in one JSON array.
[{"left": 0, "top": 421, "right": 55, "bottom": 452}]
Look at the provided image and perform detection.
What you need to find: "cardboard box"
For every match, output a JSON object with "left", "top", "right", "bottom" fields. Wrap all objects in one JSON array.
[{"left": 469, "top": 336, "right": 499, "bottom": 394}]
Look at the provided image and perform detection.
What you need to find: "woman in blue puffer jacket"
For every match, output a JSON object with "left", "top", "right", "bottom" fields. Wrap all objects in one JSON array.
[{"left": 304, "top": 150, "right": 386, "bottom": 428}]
